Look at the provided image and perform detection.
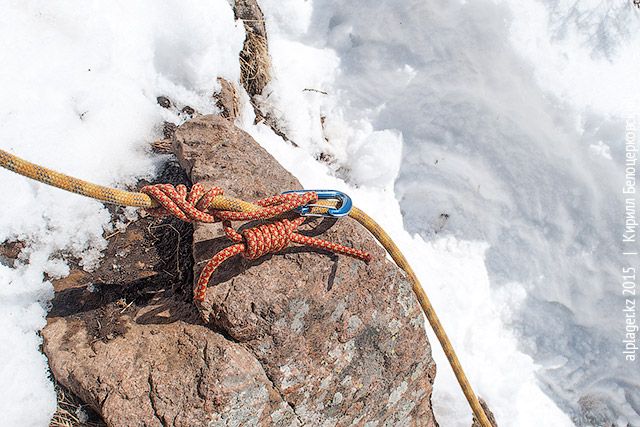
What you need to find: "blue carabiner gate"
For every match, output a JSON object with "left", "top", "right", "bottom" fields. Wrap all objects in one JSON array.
[{"left": 281, "top": 190, "right": 353, "bottom": 217}]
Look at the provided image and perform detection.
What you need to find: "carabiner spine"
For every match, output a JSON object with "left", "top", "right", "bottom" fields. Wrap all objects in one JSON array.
[{"left": 281, "top": 189, "right": 353, "bottom": 218}]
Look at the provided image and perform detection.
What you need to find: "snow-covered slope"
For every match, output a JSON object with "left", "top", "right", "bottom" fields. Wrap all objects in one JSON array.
[
  {"left": 1, "top": 1, "right": 637, "bottom": 426},
  {"left": 253, "top": 0, "right": 640, "bottom": 425}
]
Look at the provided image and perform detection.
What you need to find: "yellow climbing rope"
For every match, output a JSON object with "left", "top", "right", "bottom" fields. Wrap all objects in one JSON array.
[{"left": 0, "top": 148, "right": 492, "bottom": 427}]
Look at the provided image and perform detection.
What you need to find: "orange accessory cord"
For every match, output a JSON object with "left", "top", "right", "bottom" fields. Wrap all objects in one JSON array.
[{"left": 140, "top": 183, "right": 370, "bottom": 302}]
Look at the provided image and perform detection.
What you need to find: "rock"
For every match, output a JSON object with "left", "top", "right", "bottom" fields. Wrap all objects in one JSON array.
[
  {"left": 43, "top": 114, "right": 438, "bottom": 426},
  {"left": 156, "top": 96, "right": 172, "bottom": 109},
  {"left": 0, "top": 240, "right": 24, "bottom": 267},
  {"left": 214, "top": 77, "right": 239, "bottom": 120},
  {"left": 176, "top": 115, "right": 437, "bottom": 424},
  {"left": 151, "top": 138, "right": 172, "bottom": 154},
  {"left": 46, "top": 318, "right": 297, "bottom": 426},
  {"left": 163, "top": 121, "right": 178, "bottom": 139},
  {"left": 151, "top": 122, "right": 179, "bottom": 154},
  {"left": 181, "top": 106, "right": 195, "bottom": 117},
  {"left": 472, "top": 400, "right": 499, "bottom": 427}
]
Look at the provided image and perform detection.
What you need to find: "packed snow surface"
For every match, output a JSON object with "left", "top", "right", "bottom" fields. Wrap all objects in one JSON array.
[{"left": 0, "top": 1, "right": 638, "bottom": 426}]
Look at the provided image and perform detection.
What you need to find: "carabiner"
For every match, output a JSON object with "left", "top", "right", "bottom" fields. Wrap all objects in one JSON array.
[{"left": 282, "top": 189, "right": 353, "bottom": 217}]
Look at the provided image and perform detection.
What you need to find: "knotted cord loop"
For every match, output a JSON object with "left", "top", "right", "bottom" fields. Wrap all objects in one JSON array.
[
  {"left": 140, "top": 183, "right": 223, "bottom": 222},
  {"left": 224, "top": 218, "right": 304, "bottom": 259},
  {"left": 140, "top": 183, "right": 371, "bottom": 303}
]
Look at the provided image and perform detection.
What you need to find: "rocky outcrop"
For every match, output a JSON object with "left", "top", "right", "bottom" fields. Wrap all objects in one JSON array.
[{"left": 43, "top": 114, "right": 437, "bottom": 426}]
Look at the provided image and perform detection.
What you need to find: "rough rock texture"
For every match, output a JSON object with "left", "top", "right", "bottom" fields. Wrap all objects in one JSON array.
[
  {"left": 0, "top": 240, "right": 23, "bottom": 268},
  {"left": 43, "top": 114, "right": 437, "bottom": 426},
  {"left": 177, "top": 115, "right": 437, "bottom": 425},
  {"left": 234, "top": 0, "right": 270, "bottom": 98},
  {"left": 472, "top": 400, "right": 498, "bottom": 427},
  {"left": 214, "top": 78, "right": 239, "bottom": 121}
]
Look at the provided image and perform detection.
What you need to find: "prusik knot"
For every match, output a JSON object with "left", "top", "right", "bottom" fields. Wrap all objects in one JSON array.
[
  {"left": 224, "top": 217, "right": 305, "bottom": 260},
  {"left": 140, "top": 182, "right": 371, "bottom": 303},
  {"left": 140, "top": 183, "right": 223, "bottom": 223}
]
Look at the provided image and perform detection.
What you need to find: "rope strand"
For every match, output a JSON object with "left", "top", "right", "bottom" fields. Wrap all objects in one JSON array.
[{"left": 0, "top": 148, "right": 492, "bottom": 427}]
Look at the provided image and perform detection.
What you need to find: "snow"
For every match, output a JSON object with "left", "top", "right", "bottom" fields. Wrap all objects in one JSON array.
[
  {"left": 1, "top": 0, "right": 638, "bottom": 426},
  {"left": 0, "top": 1, "right": 244, "bottom": 425},
  {"left": 508, "top": 0, "right": 640, "bottom": 116},
  {"left": 254, "top": 0, "right": 639, "bottom": 425}
]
